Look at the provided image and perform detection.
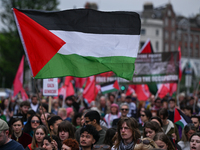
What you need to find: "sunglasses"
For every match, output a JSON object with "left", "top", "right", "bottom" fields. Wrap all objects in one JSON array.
[
  {"left": 31, "top": 120, "right": 40, "bottom": 123},
  {"left": 93, "top": 145, "right": 110, "bottom": 150},
  {"left": 141, "top": 115, "right": 146, "bottom": 117},
  {"left": 121, "top": 109, "right": 128, "bottom": 111},
  {"left": 136, "top": 139, "right": 155, "bottom": 148}
]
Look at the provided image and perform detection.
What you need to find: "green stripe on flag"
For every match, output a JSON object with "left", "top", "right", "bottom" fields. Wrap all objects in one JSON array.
[
  {"left": 102, "top": 89, "right": 118, "bottom": 94},
  {"left": 175, "top": 121, "right": 184, "bottom": 129},
  {"left": 36, "top": 53, "right": 136, "bottom": 80}
]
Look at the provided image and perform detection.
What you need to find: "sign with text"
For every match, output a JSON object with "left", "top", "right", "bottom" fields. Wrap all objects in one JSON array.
[
  {"left": 132, "top": 52, "right": 179, "bottom": 84},
  {"left": 43, "top": 78, "right": 58, "bottom": 96}
]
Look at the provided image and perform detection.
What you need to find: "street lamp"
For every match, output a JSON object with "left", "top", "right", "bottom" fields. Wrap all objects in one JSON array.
[{"left": 178, "top": 18, "right": 191, "bottom": 96}]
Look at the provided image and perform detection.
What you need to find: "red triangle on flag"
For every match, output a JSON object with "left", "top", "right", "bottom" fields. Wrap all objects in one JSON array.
[
  {"left": 174, "top": 108, "right": 181, "bottom": 123},
  {"left": 13, "top": 8, "right": 66, "bottom": 77},
  {"left": 139, "top": 39, "right": 154, "bottom": 54},
  {"left": 113, "top": 80, "right": 120, "bottom": 90}
]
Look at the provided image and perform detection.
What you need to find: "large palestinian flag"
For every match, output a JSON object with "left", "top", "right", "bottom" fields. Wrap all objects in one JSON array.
[{"left": 13, "top": 8, "right": 141, "bottom": 80}]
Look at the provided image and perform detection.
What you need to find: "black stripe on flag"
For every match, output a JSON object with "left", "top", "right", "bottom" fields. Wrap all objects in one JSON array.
[
  {"left": 178, "top": 109, "right": 192, "bottom": 123},
  {"left": 101, "top": 81, "right": 115, "bottom": 87},
  {"left": 16, "top": 8, "right": 141, "bottom": 35}
]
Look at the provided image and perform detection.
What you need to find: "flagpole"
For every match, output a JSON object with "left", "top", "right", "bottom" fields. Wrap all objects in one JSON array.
[
  {"left": 193, "top": 81, "right": 200, "bottom": 114},
  {"left": 94, "top": 76, "right": 96, "bottom": 101},
  {"left": 33, "top": 78, "right": 53, "bottom": 141},
  {"left": 176, "top": 80, "right": 180, "bottom": 108}
]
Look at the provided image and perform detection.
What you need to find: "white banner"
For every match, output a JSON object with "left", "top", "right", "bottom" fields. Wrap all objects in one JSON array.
[{"left": 43, "top": 78, "right": 58, "bottom": 96}]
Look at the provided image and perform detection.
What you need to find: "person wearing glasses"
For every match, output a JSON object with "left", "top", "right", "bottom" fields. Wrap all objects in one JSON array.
[
  {"left": 178, "top": 123, "right": 196, "bottom": 150},
  {"left": 134, "top": 137, "right": 159, "bottom": 149},
  {"left": 80, "top": 125, "right": 100, "bottom": 150},
  {"left": 23, "top": 114, "right": 43, "bottom": 137},
  {"left": 112, "top": 103, "right": 129, "bottom": 128},
  {"left": 11, "top": 118, "right": 32, "bottom": 148},
  {"left": 112, "top": 117, "right": 141, "bottom": 150}
]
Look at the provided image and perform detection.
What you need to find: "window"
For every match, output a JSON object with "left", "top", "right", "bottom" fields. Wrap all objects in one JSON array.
[
  {"left": 171, "top": 19, "right": 175, "bottom": 27},
  {"left": 156, "top": 29, "right": 159, "bottom": 36},
  {"left": 171, "top": 32, "right": 175, "bottom": 40},
  {"left": 165, "top": 43, "right": 169, "bottom": 52},
  {"left": 165, "top": 31, "right": 169, "bottom": 40},
  {"left": 141, "top": 29, "right": 146, "bottom": 35},
  {"left": 156, "top": 41, "right": 159, "bottom": 51},
  {"left": 165, "top": 18, "right": 168, "bottom": 26},
  {"left": 171, "top": 44, "right": 174, "bottom": 51}
]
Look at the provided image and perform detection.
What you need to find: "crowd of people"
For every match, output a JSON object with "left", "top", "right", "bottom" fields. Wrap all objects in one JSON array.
[{"left": 0, "top": 90, "right": 200, "bottom": 150}]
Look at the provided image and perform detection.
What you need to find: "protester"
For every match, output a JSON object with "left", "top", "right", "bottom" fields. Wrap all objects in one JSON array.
[
  {"left": 146, "top": 95, "right": 155, "bottom": 110},
  {"left": 153, "top": 132, "right": 175, "bottom": 150},
  {"left": 57, "top": 120, "right": 75, "bottom": 143},
  {"left": 48, "top": 116, "right": 62, "bottom": 136},
  {"left": 112, "top": 117, "right": 141, "bottom": 150},
  {"left": 72, "top": 112, "right": 82, "bottom": 129},
  {"left": 40, "top": 113, "right": 50, "bottom": 127},
  {"left": 150, "top": 116, "right": 163, "bottom": 127},
  {"left": 83, "top": 110, "right": 106, "bottom": 144},
  {"left": 112, "top": 103, "right": 129, "bottom": 128},
  {"left": 108, "top": 94, "right": 115, "bottom": 105},
  {"left": 103, "top": 128, "right": 116, "bottom": 147},
  {"left": 1, "top": 98, "right": 13, "bottom": 122},
  {"left": 16, "top": 101, "right": 30, "bottom": 122},
  {"left": 178, "top": 123, "right": 196, "bottom": 150},
  {"left": 125, "top": 96, "right": 136, "bottom": 118},
  {"left": 51, "top": 99, "right": 59, "bottom": 115},
  {"left": 39, "top": 103, "right": 48, "bottom": 115},
  {"left": 62, "top": 138, "right": 79, "bottom": 150},
  {"left": 183, "top": 106, "right": 193, "bottom": 118},
  {"left": 191, "top": 115, "right": 200, "bottom": 131},
  {"left": 80, "top": 125, "right": 100, "bottom": 150},
  {"left": 30, "top": 95, "right": 40, "bottom": 113},
  {"left": 0, "top": 119, "right": 25, "bottom": 150},
  {"left": 57, "top": 108, "right": 68, "bottom": 120},
  {"left": 168, "top": 98, "right": 176, "bottom": 122},
  {"left": 11, "top": 118, "right": 32, "bottom": 148},
  {"left": 159, "top": 108, "right": 180, "bottom": 141},
  {"left": 98, "top": 96, "right": 109, "bottom": 117},
  {"left": 42, "top": 135, "right": 61, "bottom": 150},
  {"left": 151, "top": 98, "right": 162, "bottom": 111},
  {"left": 104, "top": 103, "right": 121, "bottom": 128},
  {"left": 23, "top": 114, "right": 43, "bottom": 137},
  {"left": 143, "top": 121, "right": 163, "bottom": 140},
  {"left": 189, "top": 132, "right": 200, "bottom": 150},
  {"left": 26, "top": 125, "right": 48, "bottom": 150},
  {"left": 66, "top": 107, "right": 75, "bottom": 122}
]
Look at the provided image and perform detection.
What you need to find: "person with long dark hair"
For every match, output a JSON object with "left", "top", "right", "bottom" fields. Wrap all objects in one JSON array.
[
  {"left": 189, "top": 132, "right": 200, "bottom": 150},
  {"left": 23, "top": 114, "right": 43, "bottom": 137},
  {"left": 42, "top": 135, "right": 61, "bottom": 150}
]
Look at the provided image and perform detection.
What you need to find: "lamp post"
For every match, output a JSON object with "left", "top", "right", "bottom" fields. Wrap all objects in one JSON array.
[{"left": 178, "top": 18, "right": 191, "bottom": 96}]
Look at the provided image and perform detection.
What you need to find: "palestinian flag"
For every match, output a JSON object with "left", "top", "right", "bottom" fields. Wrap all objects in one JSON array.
[
  {"left": 174, "top": 108, "right": 192, "bottom": 128},
  {"left": 101, "top": 80, "right": 120, "bottom": 94},
  {"left": 13, "top": 8, "right": 141, "bottom": 80}
]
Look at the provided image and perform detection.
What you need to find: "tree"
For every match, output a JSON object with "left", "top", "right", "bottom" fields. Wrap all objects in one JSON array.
[{"left": 0, "top": 0, "right": 60, "bottom": 88}]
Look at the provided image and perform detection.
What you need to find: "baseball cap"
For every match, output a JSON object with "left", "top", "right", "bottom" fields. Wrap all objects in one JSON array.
[{"left": 0, "top": 119, "right": 9, "bottom": 133}]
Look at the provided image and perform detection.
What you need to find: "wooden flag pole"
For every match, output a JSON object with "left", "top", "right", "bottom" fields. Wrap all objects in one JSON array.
[
  {"left": 48, "top": 96, "right": 52, "bottom": 113},
  {"left": 33, "top": 78, "right": 53, "bottom": 141}
]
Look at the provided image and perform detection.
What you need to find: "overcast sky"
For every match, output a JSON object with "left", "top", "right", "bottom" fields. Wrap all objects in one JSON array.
[{"left": 58, "top": 0, "right": 200, "bottom": 17}]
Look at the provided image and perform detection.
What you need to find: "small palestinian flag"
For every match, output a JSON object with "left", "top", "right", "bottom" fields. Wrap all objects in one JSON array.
[
  {"left": 101, "top": 80, "right": 120, "bottom": 94},
  {"left": 174, "top": 108, "right": 192, "bottom": 128}
]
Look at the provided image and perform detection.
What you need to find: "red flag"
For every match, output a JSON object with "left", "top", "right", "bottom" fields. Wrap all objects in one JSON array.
[
  {"left": 64, "top": 76, "right": 73, "bottom": 86},
  {"left": 157, "top": 83, "right": 170, "bottom": 98},
  {"left": 135, "top": 84, "right": 150, "bottom": 101},
  {"left": 13, "top": 56, "right": 25, "bottom": 97},
  {"left": 20, "top": 87, "right": 28, "bottom": 100},
  {"left": 83, "top": 76, "right": 99, "bottom": 103},
  {"left": 99, "top": 71, "right": 115, "bottom": 77},
  {"left": 75, "top": 77, "right": 87, "bottom": 88},
  {"left": 169, "top": 83, "right": 177, "bottom": 96},
  {"left": 58, "top": 82, "right": 75, "bottom": 99},
  {"left": 126, "top": 85, "right": 135, "bottom": 96},
  {"left": 178, "top": 46, "right": 182, "bottom": 80},
  {"left": 139, "top": 39, "right": 154, "bottom": 54}
]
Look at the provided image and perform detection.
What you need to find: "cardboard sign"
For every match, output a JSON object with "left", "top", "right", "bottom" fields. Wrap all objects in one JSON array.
[{"left": 43, "top": 78, "right": 58, "bottom": 96}]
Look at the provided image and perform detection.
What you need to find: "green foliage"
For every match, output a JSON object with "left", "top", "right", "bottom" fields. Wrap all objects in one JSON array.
[{"left": 0, "top": 0, "right": 60, "bottom": 88}]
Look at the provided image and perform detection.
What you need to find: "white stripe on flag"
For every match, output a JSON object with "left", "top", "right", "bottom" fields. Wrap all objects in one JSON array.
[
  {"left": 180, "top": 116, "right": 187, "bottom": 126},
  {"left": 51, "top": 30, "right": 140, "bottom": 57},
  {"left": 101, "top": 84, "right": 114, "bottom": 92}
]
